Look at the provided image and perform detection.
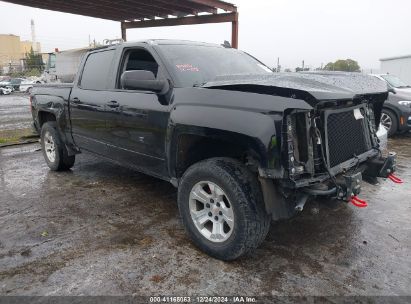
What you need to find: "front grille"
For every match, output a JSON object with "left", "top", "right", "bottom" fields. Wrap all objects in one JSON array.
[{"left": 325, "top": 107, "right": 371, "bottom": 168}]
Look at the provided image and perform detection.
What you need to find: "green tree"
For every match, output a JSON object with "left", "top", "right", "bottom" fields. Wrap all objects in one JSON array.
[
  {"left": 324, "top": 62, "right": 335, "bottom": 70},
  {"left": 324, "top": 59, "right": 361, "bottom": 72},
  {"left": 25, "top": 47, "right": 44, "bottom": 72}
]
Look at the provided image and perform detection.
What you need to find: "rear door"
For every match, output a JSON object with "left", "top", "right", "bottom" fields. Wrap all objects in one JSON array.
[{"left": 69, "top": 49, "right": 116, "bottom": 156}]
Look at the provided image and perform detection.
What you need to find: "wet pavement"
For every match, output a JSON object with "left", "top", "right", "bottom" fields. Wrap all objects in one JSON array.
[
  {"left": 0, "top": 94, "right": 32, "bottom": 131},
  {"left": 0, "top": 136, "right": 410, "bottom": 296}
]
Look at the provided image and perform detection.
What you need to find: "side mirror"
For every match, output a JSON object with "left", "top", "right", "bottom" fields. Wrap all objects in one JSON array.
[
  {"left": 387, "top": 86, "right": 396, "bottom": 94},
  {"left": 120, "top": 70, "right": 169, "bottom": 94}
]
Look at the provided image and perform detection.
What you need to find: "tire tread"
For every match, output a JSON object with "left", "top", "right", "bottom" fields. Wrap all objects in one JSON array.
[{"left": 178, "top": 157, "right": 270, "bottom": 261}]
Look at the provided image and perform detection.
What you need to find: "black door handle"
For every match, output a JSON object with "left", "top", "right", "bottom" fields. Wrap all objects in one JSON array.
[
  {"left": 107, "top": 100, "right": 120, "bottom": 108},
  {"left": 72, "top": 97, "right": 80, "bottom": 104}
]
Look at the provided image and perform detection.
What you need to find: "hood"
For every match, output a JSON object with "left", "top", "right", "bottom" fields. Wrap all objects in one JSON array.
[
  {"left": 394, "top": 87, "right": 411, "bottom": 99},
  {"left": 202, "top": 72, "right": 388, "bottom": 101}
]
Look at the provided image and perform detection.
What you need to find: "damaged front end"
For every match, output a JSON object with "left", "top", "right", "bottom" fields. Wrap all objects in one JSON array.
[
  {"left": 271, "top": 94, "right": 403, "bottom": 219},
  {"left": 203, "top": 72, "right": 403, "bottom": 220}
]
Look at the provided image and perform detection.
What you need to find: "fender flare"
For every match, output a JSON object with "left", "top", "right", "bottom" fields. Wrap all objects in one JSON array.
[{"left": 167, "top": 104, "right": 279, "bottom": 179}]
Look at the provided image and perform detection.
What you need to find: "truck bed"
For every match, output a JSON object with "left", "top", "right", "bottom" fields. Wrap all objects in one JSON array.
[{"left": 32, "top": 83, "right": 73, "bottom": 101}]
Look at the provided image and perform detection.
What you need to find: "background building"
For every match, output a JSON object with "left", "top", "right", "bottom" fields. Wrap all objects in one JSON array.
[
  {"left": 0, "top": 34, "right": 41, "bottom": 73},
  {"left": 380, "top": 55, "right": 411, "bottom": 85},
  {"left": 21, "top": 40, "right": 41, "bottom": 54}
]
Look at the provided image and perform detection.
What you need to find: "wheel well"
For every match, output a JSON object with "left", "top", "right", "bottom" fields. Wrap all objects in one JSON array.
[
  {"left": 383, "top": 106, "right": 399, "bottom": 119},
  {"left": 38, "top": 111, "right": 56, "bottom": 128},
  {"left": 175, "top": 134, "right": 261, "bottom": 178}
]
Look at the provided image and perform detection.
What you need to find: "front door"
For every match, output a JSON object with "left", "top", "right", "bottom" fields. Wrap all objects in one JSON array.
[{"left": 103, "top": 47, "right": 170, "bottom": 178}]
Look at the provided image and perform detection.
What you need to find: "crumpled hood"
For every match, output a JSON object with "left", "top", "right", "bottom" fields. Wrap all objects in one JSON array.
[{"left": 202, "top": 72, "right": 388, "bottom": 101}]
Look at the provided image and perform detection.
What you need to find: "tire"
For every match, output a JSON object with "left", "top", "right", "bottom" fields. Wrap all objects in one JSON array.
[
  {"left": 40, "top": 121, "right": 75, "bottom": 171},
  {"left": 178, "top": 158, "right": 271, "bottom": 261},
  {"left": 381, "top": 109, "right": 398, "bottom": 137}
]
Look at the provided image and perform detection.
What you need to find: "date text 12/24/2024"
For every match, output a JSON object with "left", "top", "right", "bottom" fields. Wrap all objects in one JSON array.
[{"left": 149, "top": 296, "right": 257, "bottom": 303}]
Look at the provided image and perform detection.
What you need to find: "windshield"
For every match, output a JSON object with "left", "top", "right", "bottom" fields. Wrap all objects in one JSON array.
[
  {"left": 381, "top": 75, "right": 410, "bottom": 88},
  {"left": 158, "top": 44, "right": 272, "bottom": 87}
]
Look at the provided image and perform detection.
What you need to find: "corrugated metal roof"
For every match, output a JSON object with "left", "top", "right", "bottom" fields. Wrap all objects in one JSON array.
[{"left": 2, "top": 0, "right": 237, "bottom": 22}]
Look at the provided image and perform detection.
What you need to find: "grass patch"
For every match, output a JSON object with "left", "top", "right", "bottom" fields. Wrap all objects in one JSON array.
[{"left": 0, "top": 128, "right": 39, "bottom": 145}]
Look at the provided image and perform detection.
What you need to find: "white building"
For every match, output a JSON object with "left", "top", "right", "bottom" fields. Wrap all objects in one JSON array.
[{"left": 380, "top": 54, "right": 411, "bottom": 85}]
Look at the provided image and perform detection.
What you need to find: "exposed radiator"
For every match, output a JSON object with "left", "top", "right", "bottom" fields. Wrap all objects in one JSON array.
[{"left": 325, "top": 107, "right": 372, "bottom": 168}]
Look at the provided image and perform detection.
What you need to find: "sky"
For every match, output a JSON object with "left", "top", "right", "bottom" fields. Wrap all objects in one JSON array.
[{"left": 0, "top": 0, "right": 410, "bottom": 71}]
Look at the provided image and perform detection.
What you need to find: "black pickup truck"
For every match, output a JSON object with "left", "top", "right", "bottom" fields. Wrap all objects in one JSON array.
[{"left": 31, "top": 40, "right": 400, "bottom": 261}]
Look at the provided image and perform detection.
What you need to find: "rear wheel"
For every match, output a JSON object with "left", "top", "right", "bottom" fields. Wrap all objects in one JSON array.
[
  {"left": 381, "top": 109, "right": 398, "bottom": 137},
  {"left": 178, "top": 158, "right": 270, "bottom": 261},
  {"left": 41, "top": 122, "right": 75, "bottom": 171}
]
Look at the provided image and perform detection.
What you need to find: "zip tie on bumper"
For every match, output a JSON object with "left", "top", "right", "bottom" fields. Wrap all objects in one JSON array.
[
  {"left": 350, "top": 196, "right": 368, "bottom": 208},
  {"left": 388, "top": 174, "right": 403, "bottom": 184}
]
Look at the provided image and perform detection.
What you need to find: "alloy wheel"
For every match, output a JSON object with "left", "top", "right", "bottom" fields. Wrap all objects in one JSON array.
[
  {"left": 44, "top": 131, "right": 56, "bottom": 163},
  {"left": 189, "top": 181, "right": 234, "bottom": 243},
  {"left": 381, "top": 112, "right": 392, "bottom": 132}
]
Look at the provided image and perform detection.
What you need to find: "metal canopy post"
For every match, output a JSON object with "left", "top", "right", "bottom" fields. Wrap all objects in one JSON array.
[
  {"left": 121, "top": 23, "right": 127, "bottom": 42},
  {"left": 231, "top": 12, "right": 239, "bottom": 49}
]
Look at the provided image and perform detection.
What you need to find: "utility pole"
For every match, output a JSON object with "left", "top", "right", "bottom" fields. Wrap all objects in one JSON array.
[
  {"left": 277, "top": 57, "right": 280, "bottom": 73},
  {"left": 31, "top": 19, "right": 37, "bottom": 53},
  {"left": 302, "top": 60, "right": 305, "bottom": 71}
]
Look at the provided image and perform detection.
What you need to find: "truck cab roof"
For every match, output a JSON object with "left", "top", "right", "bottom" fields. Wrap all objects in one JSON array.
[{"left": 90, "top": 39, "right": 226, "bottom": 52}]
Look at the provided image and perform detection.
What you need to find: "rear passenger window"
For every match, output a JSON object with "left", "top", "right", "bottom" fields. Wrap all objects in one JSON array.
[{"left": 80, "top": 50, "right": 115, "bottom": 90}]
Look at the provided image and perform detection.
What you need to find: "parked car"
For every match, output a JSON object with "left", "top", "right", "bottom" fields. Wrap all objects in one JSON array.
[
  {"left": 0, "top": 86, "right": 12, "bottom": 95},
  {"left": 371, "top": 74, "right": 411, "bottom": 136},
  {"left": 0, "top": 79, "right": 13, "bottom": 90},
  {"left": 31, "top": 40, "right": 400, "bottom": 261},
  {"left": 9, "top": 78, "right": 24, "bottom": 91},
  {"left": 0, "top": 78, "right": 41, "bottom": 93},
  {"left": 19, "top": 80, "right": 41, "bottom": 93}
]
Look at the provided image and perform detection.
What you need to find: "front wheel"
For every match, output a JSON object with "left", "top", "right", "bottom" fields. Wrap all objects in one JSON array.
[
  {"left": 178, "top": 158, "right": 270, "bottom": 261},
  {"left": 41, "top": 122, "right": 75, "bottom": 171}
]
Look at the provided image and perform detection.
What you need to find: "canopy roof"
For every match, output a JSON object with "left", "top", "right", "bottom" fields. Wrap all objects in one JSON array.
[
  {"left": 3, "top": 0, "right": 236, "bottom": 21},
  {"left": 3, "top": 0, "right": 239, "bottom": 47}
]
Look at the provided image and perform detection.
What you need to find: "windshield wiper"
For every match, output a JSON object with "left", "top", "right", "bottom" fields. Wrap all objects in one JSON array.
[{"left": 193, "top": 81, "right": 208, "bottom": 87}]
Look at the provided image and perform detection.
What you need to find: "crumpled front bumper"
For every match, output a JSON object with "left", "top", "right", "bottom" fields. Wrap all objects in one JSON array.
[{"left": 302, "top": 152, "right": 401, "bottom": 200}]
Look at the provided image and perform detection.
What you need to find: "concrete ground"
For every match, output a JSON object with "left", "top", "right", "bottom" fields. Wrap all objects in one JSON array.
[
  {"left": 0, "top": 93, "right": 32, "bottom": 132},
  {"left": 0, "top": 95, "right": 410, "bottom": 297},
  {"left": 0, "top": 94, "right": 36, "bottom": 145}
]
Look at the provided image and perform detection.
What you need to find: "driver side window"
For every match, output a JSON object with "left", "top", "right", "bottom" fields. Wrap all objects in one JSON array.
[{"left": 118, "top": 48, "right": 159, "bottom": 89}]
